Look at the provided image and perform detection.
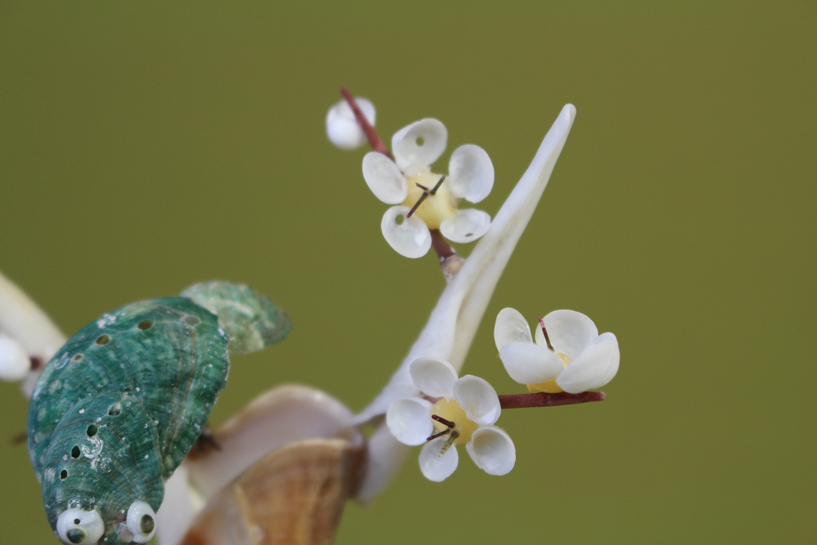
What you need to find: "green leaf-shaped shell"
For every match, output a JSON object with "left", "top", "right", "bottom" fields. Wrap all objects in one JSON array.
[
  {"left": 28, "top": 297, "right": 229, "bottom": 541},
  {"left": 181, "top": 281, "right": 291, "bottom": 355}
]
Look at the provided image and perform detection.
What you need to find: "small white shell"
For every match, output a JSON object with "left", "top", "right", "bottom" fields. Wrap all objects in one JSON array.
[
  {"left": 127, "top": 501, "right": 157, "bottom": 543},
  {"left": 56, "top": 508, "right": 104, "bottom": 545}
]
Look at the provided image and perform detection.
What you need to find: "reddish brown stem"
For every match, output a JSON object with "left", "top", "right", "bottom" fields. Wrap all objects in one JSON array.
[
  {"left": 430, "top": 229, "right": 457, "bottom": 260},
  {"left": 340, "top": 86, "right": 393, "bottom": 160},
  {"left": 498, "top": 391, "right": 606, "bottom": 409}
]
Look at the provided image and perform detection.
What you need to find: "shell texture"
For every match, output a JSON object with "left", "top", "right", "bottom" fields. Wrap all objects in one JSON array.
[{"left": 26, "top": 283, "right": 288, "bottom": 544}]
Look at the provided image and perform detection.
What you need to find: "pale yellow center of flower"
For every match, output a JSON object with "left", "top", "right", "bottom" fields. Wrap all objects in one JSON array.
[
  {"left": 431, "top": 398, "right": 479, "bottom": 444},
  {"left": 527, "top": 351, "right": 573, "bottom": 394},
  {"left": 401, "top": 167, "right": 458, "bottom": 230}
]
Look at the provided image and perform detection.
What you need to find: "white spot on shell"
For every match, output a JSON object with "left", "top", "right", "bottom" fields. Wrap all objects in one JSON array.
[
  {"left": 79, "top": 409, "right": 85, "bottom": 414},
  {"left": 54, "top": 354, "right": 70, "bottom": 370},
  {"left": 48, "top": 381, "right": 61, "bottom": 393},
  {"left": 144, "top": 454, "right": 149, "bottom": 459},
  {"left": 96, "top": 314, "right": 116, "bottom": 328},
  {"left": 38, "top": 408, "right": 46, "bottom": 420},
  {"left": 82, "top": 436, "right": 104, "bottom": 459}
]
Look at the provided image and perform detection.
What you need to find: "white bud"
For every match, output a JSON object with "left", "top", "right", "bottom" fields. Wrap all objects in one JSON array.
[
  {"left": 326, "top": 98, "right": 375, "bottom": 150},
  {"left": 0, "top": 335, "right": 30, "bottom": 382}
]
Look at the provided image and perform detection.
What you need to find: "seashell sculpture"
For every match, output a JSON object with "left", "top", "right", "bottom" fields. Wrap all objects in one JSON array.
[{"left": 26, "top": 282, "right": 290, "bottom": 545}]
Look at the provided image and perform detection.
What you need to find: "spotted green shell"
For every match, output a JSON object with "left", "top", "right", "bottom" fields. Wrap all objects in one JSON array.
[{"left": 27, "top": 282, "right": 290, "bottom": 544}]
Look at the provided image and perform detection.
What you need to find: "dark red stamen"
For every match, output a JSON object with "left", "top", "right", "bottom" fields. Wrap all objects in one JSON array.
[
  {"left": 426, "top": 429, "right": 451, "bottom": 442},
  {"left": 538, "top": 317, "right": 554, "bottom": 351},
  {"left": 431, "top": 414, "right": 456, "bottom": 428}
]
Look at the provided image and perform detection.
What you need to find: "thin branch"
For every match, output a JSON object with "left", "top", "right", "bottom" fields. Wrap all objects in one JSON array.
[
  {"left": 498, "top": 391, "right": 606, "bottom": 409},
  {"left": 340, "top": 86, "right": 393, "bottom": 160}
]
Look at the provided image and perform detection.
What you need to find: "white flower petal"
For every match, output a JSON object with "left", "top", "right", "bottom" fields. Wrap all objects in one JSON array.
[
  {"left": 386, "top": 397, "right": 434, "bottom": 446},
  {"left": 466, "top": 426, "right": 515, "bottom": 476},
  {"left": 362, "top": 152, "right": 408, "bottom": 204},
  {"left": 439, "top": 209, "right": 492, "bottom": 244},
  {"left": 326, "top": 98, "right": 375, "bottom": 150},
  {"left": 0, "top": 335, "right": 30, "bottom": 382},
  {"left": 392, "top": 119, "right": 447, "bottom": 170},
  {"left": 452, "top": 375, "right": 501, "bottom": 426},
  {"left": 499, "top": 341, "right": 564, "bottom": 385},
  {"left": 493, "top": 307, "right": 532, "bottom": 351},
  {"left": 541, "top": 309, "right": 599, "bottom": 360},
  {"left": 381, "top": 206, "right": 432, "bottom": 258},
  {"left": 447, "top": 144, "right": 494, "bottom": 203},
  {"left": 419, "top": 438, "right": 459, "bottom": 482},
  {"left": 409, "top": 357, "right": 458, "bottom": 399},
  {"left": 556, "top": 332, "right": 620, "bottom": 393}
]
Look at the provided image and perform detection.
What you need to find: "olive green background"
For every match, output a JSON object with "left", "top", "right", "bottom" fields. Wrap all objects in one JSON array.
[{"left": 1, "top": 2, "right": 814, "bottom": 544}]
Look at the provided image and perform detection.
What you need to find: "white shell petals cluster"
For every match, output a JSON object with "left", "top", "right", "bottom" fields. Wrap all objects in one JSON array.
[
  {"left": 326, "top": 98, "right": 376, "bottom": 150},
  {"left": 386, "top": 357, "right": 514, "bottom": 481},
  {"left": 362, "top": 119, "right": 495, "bottom": 258},
  {"left": 494, "top": 308, "right": 620, "bottom": 393}
]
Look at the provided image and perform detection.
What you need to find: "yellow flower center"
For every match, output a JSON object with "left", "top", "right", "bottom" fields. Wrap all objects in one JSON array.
[
  {"left": 431, "top": 398, "right": 479, "bottom": 444},
  {"left": 401, "top": 167, "right": 458, "bottom": 230},
  {"left": 527, "top": 351, "right": 573, "bottom": 393}
]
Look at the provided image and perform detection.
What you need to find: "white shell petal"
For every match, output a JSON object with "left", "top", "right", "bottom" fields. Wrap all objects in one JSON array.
[
  {"left": 556, "top": 332, "right": 620, "bottom": 393},
  {"left": 409, "top": 357, "right": 458, "bottom": 399},
  {"left": 493, "top": 307, "right": 532, "bottom": 351},
  {"left": 56, "top": 508, "right": 104, "bottom": 545},
  {"left": 0, "top": 335, "right": 30, "bottom": 382},
  {"left": 447, "top": 144, "right": 494, "bottom": 203},
  {"left": 386, "top": 397, "right": 434, "bottom": 446},
  {"left": 439, "top": 209, "right": 492, "bottom": 244},
  {"left": 392, "top": 118, "right": 448, "bottom": 170},
  {"left": 419, "top": 438, "right": 459, "bottom": 482},
  {"left": 499, "top": 341, "right": 564, "bottom": 385},
  {"left": 362, "top": 152, "right": 408, "bottom": 204},
  {"left": 127, "top": 501, "right": 157, "bottom": 543},
  {"left": 541, "top": 309, "right": 599, "bottom": 360},
  {"left": 452, "top": 375, "right": 501, "bottom": 426},
  {"left": 466, "top": 426, "right": 515, "bottom": 476},
  {"left": 381, "top": 206, "right": 432, "bottom": 258},
  {"left": 326, "top": 98, "right": 375, "bottom": 150}
]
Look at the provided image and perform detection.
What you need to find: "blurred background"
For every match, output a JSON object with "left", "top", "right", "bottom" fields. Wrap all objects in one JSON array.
[{"left": 1, "top": 1, "right": 814, "bottom": 543}]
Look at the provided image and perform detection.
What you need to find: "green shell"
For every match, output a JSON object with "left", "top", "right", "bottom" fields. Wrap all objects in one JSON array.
[
  {"left": 27, "top": 282, "right": 290, "bottom": 544},
  {"left": 181, "top": 281, "right": 291, "bottom": 355}
]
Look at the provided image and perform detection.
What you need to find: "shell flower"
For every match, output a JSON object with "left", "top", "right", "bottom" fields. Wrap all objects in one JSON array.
[
  {"left": 386, "top": 357, "right": 515, "bottom": 481},
  {"left": 362, "top": 119, "right": 495, "bottom": 258},
  {"left": 494, "top": 308, "right": 620, "bottom": 394}
]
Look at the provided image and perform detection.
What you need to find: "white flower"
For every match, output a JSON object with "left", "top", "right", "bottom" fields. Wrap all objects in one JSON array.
[
  {"left": 386, "top": 357, "right": 514, "bottom": 481},
  {"left": 494, "top": 308, "right": 619, "bottom": 394},
  {"left": 362, "top": 119, "right": 495, "bottom": 258},
  {"left": 326, "top": 98, "right": 376, "bottom": 150}
]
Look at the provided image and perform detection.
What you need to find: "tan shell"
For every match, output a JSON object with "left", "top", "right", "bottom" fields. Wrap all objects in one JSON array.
[{"left": 181, "top": 438, "right": 365, "bottom": 545}]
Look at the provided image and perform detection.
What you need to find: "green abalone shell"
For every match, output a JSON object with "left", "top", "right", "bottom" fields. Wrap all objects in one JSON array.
[{"left": 27, "top": 282, "right": 290, "bottom": 544}]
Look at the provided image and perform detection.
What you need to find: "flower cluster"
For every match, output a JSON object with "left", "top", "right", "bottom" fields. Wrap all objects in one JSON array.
[
  {"left": 326, "top": 97, "right": 494, "bottom": 258},
  {"left": 386, "top": 357, "right": 514, "bottom": 481}
]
